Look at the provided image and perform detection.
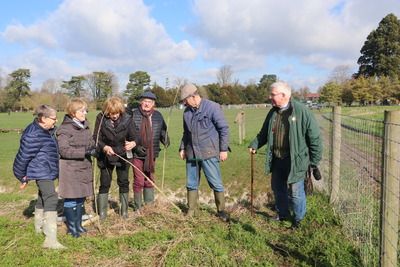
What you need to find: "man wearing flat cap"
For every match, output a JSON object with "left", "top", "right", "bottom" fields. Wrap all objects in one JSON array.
[
  {"left": 179, "top": 83, "right": 230, "bottom": 221},
  {"left": 131, "top": 91, "right": 170, "bottom": 211}
]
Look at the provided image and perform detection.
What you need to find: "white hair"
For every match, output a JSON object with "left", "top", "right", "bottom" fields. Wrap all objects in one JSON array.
[{"left": 270, "top": 81, "right": 292, "bottom": 97}]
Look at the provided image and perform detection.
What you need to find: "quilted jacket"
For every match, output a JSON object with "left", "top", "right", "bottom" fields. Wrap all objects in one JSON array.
[
  {"left": 13, "top": 120, "right": 59, "bottom": 182},
  {"left": 131, "top": 108, "right": 168, "bottom": 159}
]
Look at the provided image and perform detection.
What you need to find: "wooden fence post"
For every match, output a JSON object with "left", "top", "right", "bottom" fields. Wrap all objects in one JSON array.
[
  {"left": 379, "top": 110, "right": 400, "bottom": 267},
  {"left": 234, "top": 111, "right": 245, "bottom": 145},
  {"left": 330, "top": 106, "right": 341, "bottom": 204}
]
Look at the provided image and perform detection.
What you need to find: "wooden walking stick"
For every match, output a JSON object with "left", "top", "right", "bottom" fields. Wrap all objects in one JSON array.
[{"left": 251, "top": 153, "right": 254, "bottom": 217}]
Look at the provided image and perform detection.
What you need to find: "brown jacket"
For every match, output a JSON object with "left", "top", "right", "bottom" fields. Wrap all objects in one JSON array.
[{"left": 57, "top": 114, "right": 95, "bottom": 198}]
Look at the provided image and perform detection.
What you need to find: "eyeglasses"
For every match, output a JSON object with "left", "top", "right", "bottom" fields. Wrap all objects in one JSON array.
[
  {"left": 77, "top": 109, "right": 88, "bottom": 114},
  {"left": 270, "top": 92, "right": 283, "bottom": 97},
  {"left": 142, "top": 100, "right": 154, "bottom": 104},
  {"left": 47, "top": 117, "right": 58, "bottom": 121},
  {"left": 182, "top": 95, "right": 192, "bottom": 104}
]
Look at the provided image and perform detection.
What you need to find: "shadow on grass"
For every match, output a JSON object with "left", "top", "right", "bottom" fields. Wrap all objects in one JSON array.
[
  {"left": 265, "top": 239, "right": 310, "bottom": 264},
  {"left": 23, "top": 199, "right": 66, "bottom": 218}
]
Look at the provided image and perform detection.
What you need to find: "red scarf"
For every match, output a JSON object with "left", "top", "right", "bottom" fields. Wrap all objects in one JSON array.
[{"left": 139, "top": 107, "right": 154, "bottom": 173}]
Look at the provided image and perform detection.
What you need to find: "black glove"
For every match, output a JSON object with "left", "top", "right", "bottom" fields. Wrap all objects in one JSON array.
[
  {"left": 85, "top": 146, "right": 100, "bottom": 158},
  {"left": 161, "top": 130, "right": 170, "bottom": 148},
  {"left": 311, "top": 165, "right": 322, "bottom": 181},
  {"left": 135, "top": 145, "right": 147, "bottom": 157}
]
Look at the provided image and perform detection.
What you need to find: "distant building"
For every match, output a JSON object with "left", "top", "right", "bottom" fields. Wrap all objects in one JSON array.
[{"left": 306, "top": 93, "right": 320, "bottom": 102}]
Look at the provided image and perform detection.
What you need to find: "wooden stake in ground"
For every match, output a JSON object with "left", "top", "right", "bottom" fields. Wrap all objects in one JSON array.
[{"left": 250, "top": 153, "right": 254, "bottom": 217}]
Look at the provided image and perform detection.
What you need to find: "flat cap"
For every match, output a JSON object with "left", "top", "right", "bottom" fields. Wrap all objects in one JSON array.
[
  {"left": 180, "top": 83, "right": 197, "bottom": 101},
  {"left": 139, "top": 91, "right": 157, "bottom": 100}
]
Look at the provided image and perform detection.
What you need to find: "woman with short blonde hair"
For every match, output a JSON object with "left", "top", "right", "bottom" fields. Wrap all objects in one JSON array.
[
  {"left": 57, "top": 98, "right": 97, "bottom": 238},
  {"left": 66, "top": 98, "right": 87, "bottom": 117}
]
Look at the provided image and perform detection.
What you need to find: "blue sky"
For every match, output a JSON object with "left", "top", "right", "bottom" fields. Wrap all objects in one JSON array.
[{"left": 0, "top": 0, "right": 399, "bottom": 92}]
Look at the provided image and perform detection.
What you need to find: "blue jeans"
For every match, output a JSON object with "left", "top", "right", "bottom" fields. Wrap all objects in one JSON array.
[
  {"left": 64, "top": 197, "right": 86, "bottom": 208},
  {"left": 271, "top": 158, "right": 306, "bottom": 221},
  {"left": 186, "top": 157, "right": 224, "bottom": 192}
]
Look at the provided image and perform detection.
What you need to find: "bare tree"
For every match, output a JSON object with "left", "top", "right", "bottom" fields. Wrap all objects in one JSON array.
[
  {"left": 173, "top": 76, "right": 188, "bottom": 89},
  {"left": 329, "top": 65, "right": 352, "bottom": 85},
  {"left": 0, "top": 68, "right": 4, "bottom": 89},
  {"left": 217, "top": 65, "right": 233, "bottom": 87},
  {"left": 245, "top": 78, "right": 257, "bottom": 86},
  {"left": 108, "top": 71, "right": 119, "bottom": 95},
  {"left": 298, "top": 86, "right": 310, "bottom": 100},
  {"left": 42, "top": 78, "right": 61, "bottom": 94}
]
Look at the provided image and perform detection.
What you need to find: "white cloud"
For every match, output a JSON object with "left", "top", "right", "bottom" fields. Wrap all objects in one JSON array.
[
  {"left": 1, "top": 0, "right": 197, "bottom": 87},
  {"left": 4, "top": 49, "right": 89, "bottom": 89},
  {"left": 2, "top": 23, "right": 57, "bottom": 48},
  {"left": 0, "top": 0, "right": 399, "bottom": 91},
  {"left": 188, "top": 0, "right": 400, "bottom": 71}
]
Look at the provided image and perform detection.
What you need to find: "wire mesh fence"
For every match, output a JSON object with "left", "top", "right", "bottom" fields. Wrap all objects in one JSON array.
[{"left": 315, "top": 109, "right": 399, "bottom": 267}]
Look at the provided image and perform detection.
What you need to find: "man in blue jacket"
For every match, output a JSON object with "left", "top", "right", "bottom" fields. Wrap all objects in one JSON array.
[
  {"left": 248, "top": 81, "right": 322, "bottom": 229},
  {"left": 179, "top": 83, "right": 230, "bottom": 221}
]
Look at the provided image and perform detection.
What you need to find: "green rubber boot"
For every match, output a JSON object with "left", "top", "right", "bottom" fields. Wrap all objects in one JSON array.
[
  {"left": 214, "top": 191, "right": 228, "bottom": 222},
  {"left": 120, "top": 193, "right": 129, "bottom": 219},
  {"left": 134, "top": 193, "right": 142, "bottom": 211},
  {"left": 97, "top": 193, "right": 108, "bottom": 221},
  {"left": 143, "top": 188, "right": 154, "bottom": 205},
  {"left": 186, "top": 190, "right": 198, "bottom": 217}
]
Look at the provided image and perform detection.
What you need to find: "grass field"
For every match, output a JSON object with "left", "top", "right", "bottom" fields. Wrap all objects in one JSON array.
[{"left": 0, "top": 107, "right": 362, "bottom": 266}]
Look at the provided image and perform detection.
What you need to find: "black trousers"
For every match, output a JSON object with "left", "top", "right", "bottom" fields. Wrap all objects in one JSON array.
[{"left": 99, "top": 163, "right": 130, "bottom": 194}]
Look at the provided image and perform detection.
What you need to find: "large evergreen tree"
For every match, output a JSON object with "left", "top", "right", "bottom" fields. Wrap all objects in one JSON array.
[
  {"left": 87, "top": 71, "right": 115, "bottom": 109},
  {"left": 258, "top": 74, "right": 278, "bottom": 102},
  {"left": 61, "top": 76, "right": 86, "bottom": 98},
  {"left": 124, "top": 71, "right": 151, "bottom": 107},
  {"left": 357, "top": 13, "right": 400, "bottom": 78},
  {"left": 5, "top": 68, "right": 31, "bottom": 110}
]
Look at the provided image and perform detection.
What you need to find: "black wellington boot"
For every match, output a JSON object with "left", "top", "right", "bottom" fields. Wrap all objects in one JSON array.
[
  {"left": 64, "top": 206, "right": 81, "bottom": 238},
  {"left": 75, "top": 203, "right": 88, "bottom": 233}
]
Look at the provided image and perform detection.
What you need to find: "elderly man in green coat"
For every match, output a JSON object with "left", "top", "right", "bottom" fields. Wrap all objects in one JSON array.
[{"left": 248, "top": 81, "right": 322, "bottom": 229}]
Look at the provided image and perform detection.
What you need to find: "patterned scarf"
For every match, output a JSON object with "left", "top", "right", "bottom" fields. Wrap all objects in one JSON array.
[{"left": 139, "top": 107, "right": 154, "bottom": 173}]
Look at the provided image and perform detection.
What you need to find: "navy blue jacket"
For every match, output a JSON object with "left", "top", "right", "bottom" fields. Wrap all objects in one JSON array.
[
  {"left": 13, "top": 120, "right": 59, "bottom": 182},
  {"left": 180, "top": 98, "right": 230, "bottom": 160}
]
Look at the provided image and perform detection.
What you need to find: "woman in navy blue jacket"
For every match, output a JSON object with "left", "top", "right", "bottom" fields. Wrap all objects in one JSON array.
[{"left": 13, "top": 104, "right": 66, "bottom": 249}]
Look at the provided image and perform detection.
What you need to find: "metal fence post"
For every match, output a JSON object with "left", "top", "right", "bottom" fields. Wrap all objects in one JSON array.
[
  {"left": 330, "top": 106, "right": 341, "bottom": 204},
  {"left": 379, "top": 110, "right": 400, "bottom": 267}
]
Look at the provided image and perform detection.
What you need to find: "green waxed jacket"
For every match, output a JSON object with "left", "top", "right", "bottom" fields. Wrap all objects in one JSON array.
[{"left": 249, "top": 99, "right": 322, "bottom": 184}]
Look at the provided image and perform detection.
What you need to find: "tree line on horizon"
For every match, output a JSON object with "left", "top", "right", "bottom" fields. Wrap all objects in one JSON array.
[{"left": 0, "top": 13, "right": 399, "bottom": 112}]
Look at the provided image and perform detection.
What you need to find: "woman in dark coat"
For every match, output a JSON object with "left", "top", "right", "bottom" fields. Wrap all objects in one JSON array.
[
  {"left": 93, "top": 97, "right": 137, "bottom": 220},
  {"left": 57, "top": 98, "right": 97, "bottom": 237},
  {"left": 13, "top": 104, "right": 66, "bottom": 249}
]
